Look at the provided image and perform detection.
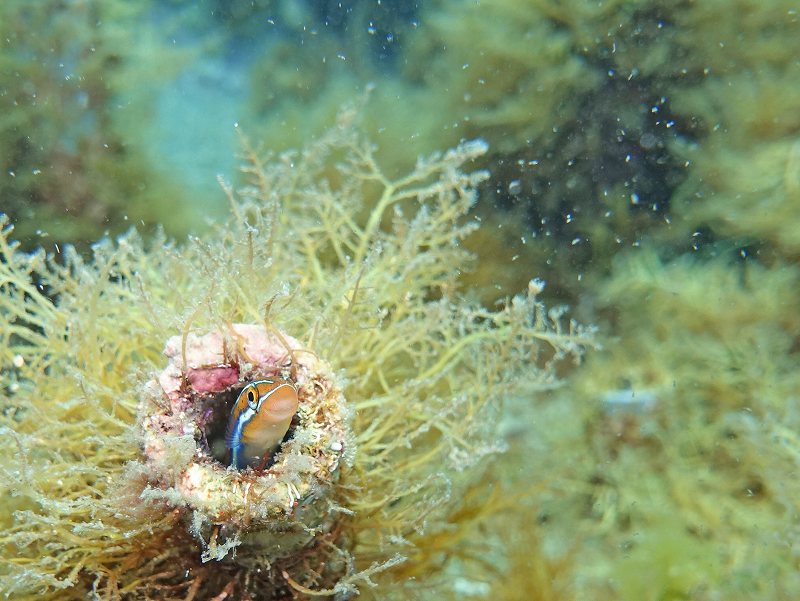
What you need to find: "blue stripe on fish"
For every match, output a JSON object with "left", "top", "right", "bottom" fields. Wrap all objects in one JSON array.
[{"left": 226, "top": 405, "right": 255, "bottom": 469}]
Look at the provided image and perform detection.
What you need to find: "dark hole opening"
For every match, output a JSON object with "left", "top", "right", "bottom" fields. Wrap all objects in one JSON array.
[{"left": 200, "top": 387, "right": 240, "bottom": 464}]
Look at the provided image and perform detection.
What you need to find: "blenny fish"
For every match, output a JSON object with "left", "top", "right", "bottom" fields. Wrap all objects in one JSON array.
[{"left": 225, "top": 377, "right": 299, "bottom": 470}]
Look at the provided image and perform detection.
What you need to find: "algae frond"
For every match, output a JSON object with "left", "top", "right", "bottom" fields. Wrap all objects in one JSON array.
[{"left": 0, "top": 111, "right": 592, "bottom": 599}]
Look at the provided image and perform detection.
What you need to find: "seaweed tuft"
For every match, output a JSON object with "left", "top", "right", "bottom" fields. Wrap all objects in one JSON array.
[{"left": 0, "top": 111, "right": 593, "bottom": 600}]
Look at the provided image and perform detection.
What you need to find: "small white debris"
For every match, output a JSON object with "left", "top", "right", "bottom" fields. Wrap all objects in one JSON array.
[
  {"left": 601, "top": 389, "right": 657, "bottom": 414},
  {"left": 453, "top": 577, "right": 491, "bottom": 596},
  {"left": 528, "top": 278, "right": 546, "bottom": 296}
]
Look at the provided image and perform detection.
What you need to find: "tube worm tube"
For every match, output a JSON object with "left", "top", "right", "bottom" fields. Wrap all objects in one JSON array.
[{"left": 139, "top": 323, "right": 351, "bottom": 566}]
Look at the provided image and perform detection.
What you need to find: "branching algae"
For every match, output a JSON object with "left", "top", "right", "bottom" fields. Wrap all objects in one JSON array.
[{"left": 0, "top": 111, "right": 593, "bottom": 600}]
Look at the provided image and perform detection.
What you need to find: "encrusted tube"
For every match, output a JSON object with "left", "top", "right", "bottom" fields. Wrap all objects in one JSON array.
[{"left": 139, "top": 323, "right": 351, "bottom": 564}]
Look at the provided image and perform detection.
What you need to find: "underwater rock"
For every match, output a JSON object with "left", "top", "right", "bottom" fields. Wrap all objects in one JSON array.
[{"left": 140, "top": 323, "right": 350, "bottom": 564}]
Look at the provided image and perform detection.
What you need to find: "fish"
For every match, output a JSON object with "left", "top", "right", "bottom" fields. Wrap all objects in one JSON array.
[{"left": 225, "top": 377, "right": 299, "bottom": 470}]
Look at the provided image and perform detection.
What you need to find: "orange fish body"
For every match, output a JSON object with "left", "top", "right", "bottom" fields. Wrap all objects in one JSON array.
[{"left": 226, "top": 378, "right": 299, "bottom": 469}]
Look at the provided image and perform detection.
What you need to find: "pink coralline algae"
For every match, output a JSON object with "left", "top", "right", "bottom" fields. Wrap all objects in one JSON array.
[{"left": 156, "top": 324, "right": 301, "bottom": 397}]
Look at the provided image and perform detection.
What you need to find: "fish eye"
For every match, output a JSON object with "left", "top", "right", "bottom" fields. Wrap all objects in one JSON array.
[{"left": 246, "top": 389, "right": 256, "bottom": 406}]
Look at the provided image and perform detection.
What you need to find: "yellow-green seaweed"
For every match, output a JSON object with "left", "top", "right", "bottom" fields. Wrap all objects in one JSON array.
[
  {"left": 0, "top": 112, "right": 592, "bottom": 599},
  {"left": 485, "top": 248, "right": 800, "bottom": 601},
  {"left": 4, "top": 1, "right": 800, "bottom": 598}
]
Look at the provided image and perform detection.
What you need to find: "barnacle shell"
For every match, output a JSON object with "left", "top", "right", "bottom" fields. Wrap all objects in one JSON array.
[{"left": 140, "top": 323, "right": 350, "bottom": 561}]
